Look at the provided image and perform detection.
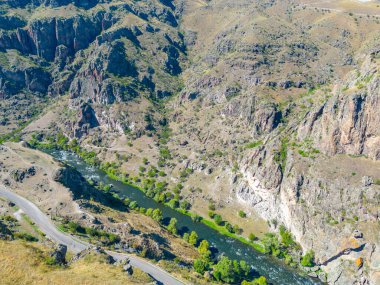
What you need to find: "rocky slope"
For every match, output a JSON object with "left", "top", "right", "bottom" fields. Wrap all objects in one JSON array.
[{"left": 1, "top": 0, "right": 380, "bottom": 284}]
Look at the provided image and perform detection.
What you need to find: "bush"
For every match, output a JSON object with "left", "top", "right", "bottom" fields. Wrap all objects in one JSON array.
[
  {"left": 248, "top": 233, "right": 256, "bottom": 242},
  {"left": 301, "top": 250, "right": 315, "bottom": 267},
  {"left": 225, "top": 222, "right": 234, "bottom": 233},
  {"left": 14, "top": 232, "right": 38, "bottom": 242},
  {"left": 198, "top": 240, "right": 211, "bottom": 261},
  {"left": 146, "top": 208, "right": 154, "bottom": 216},
  {"left": 191, "top": 213, "right": 202, "bottom": 223},
  {"left": 213, "top": 256, "right": 250, "bottom": 283},
  {"left": 183, "top": 232, "right": 190, "bottom": 242},
  {"left": 129, "top": 201, "right": 138, "bottom": 209},
  {"left": 252, "top": 276, "right": 268, "bottom": 285},
  {"left": 214, "top": 214, "right": 223, "bottom": 225},
  {"left": 279, "top": 225, "right": 295, "bottom": 247},
  {"left": 189, "top": 231, "right": 198, "bottom": 246},
  {"left": 167, "top": 199, "right": 179, "bottom": 209},
  {"left": 152, "top": 209, "right": 163, "bottom": 223},
  {"left": 262, "top": 233, "right": 281, "bottom": 256},
  {"left": 167, "top": 218, "right": 178, "bottom": 235},
  {"left": 194, "top": 258, "right": 209, "bottom": 274},
  {"left": 180, "top": 200, "right": 191, "bottom": 210},
  {"left": 238, "top": 210, "right": 247, "bottom": 218}
]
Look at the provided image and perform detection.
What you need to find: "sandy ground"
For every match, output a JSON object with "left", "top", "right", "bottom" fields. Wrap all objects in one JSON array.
[{"left": 0, "top": 142, "right": 82, "bottom": 218}]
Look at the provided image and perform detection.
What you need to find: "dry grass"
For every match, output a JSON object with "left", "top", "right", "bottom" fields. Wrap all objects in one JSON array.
[{"left": 0, "top": 240, "right": 153, "bottom": 285}]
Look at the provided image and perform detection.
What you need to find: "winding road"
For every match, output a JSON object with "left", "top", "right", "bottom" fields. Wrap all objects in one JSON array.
[{"left": 0, "top": 185, "right": 184, "bottom": 285}]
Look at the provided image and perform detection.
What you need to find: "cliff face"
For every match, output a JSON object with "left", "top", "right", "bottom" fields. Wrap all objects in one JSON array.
[
  {"left": 0, "top": 0, "right": 184, "bottom": 137},
  {"left": 232, "top": 52, "right": 380, "bottom": 284},
  {"left": 299, "top": 52, "right": 380, "bottom": 161}
]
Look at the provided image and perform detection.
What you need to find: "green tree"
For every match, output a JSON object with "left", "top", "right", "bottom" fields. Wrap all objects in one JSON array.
[
  {"left": 262, "top": 233, "right": 281, "bottom": 256},
  {"left": 167, "top": 198, "right": 179, "bottom": 209},
  {"left": 248, "top": 233, "right": 256, "bottom": 242},
  {"left": 213, "top": 256, "right": 249, "bottom": 283},
  {"left": 252, "top": 276, "right": 268, "bottom": 285},
  {"left": 198, "top": 240, "right": 211, "bottom": 261},
  {"left": 152, "top": 209, "right": 163, "bottom": 223},
  {"left": 214, "top": 214, "right": 223, "bottom": 225},
  {"left": 146, "top": 208, "right": 153, "bottom": 216},
  {"left": 129, "top": 201, "right": 138, "bottom": 209},
  {"left": 213, "top": 256, "right": 235, "bottom": 283},
  {"left": 189, "top": 231, "right": 198, "bottom": 246},
  {"left": 301, "top": 250, "right": 315, "bottom": 267},
  {"left": 167, "top": 218, "right": 178, "bottom": 235},
  {"left": 225, "top": 222, "right": 234, "bottom": 233},
  {"left": 183, "top": 232, "right": 190, "bottom": 242},
  {"left": 279, "top": 225, "right": 295, "bottom": 247},
  {"left": 193, "top": 258, "right": 209, "bottom": 274}
]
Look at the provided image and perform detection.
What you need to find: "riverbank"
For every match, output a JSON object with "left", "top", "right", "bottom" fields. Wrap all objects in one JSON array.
[{"left": 104, "top": 169, "right": 266, "bottom": 253}]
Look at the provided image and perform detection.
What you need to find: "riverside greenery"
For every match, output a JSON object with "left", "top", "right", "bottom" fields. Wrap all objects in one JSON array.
[{"left": 27, "top": 133, "right": 315, "bottom": 277}]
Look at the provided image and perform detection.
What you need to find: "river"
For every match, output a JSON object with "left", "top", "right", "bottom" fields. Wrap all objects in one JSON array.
[{"left": 48, "top": 149, "right": 323, "bottom": 285}]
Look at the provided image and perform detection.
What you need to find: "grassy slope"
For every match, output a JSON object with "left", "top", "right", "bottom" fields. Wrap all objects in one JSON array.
[{"left": 0, "top": 240, "right": 153, "bottom": 285}]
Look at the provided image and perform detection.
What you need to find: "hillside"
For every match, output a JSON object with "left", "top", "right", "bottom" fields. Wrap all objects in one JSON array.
[{"left": 1, "top": 0, "right": 380, "bottom": 284}]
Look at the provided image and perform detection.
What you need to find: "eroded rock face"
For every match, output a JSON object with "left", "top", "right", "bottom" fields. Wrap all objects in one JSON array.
[
  {"left": 0, "top": 12, "right": 108, "bottom": 61},
  {"left": 229, "top": 51, "right": 380, "bottom": 284},
  {"left": 298, "top": 53, "right": 380, "bottom": 160}
]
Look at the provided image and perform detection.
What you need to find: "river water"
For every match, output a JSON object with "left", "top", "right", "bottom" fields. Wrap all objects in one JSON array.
[{"left": 48, "top": 149, "right": 323, "bottom": 285}]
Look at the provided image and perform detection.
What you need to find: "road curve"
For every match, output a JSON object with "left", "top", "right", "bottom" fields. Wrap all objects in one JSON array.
[{"left": 0, "top": 185, "right": 184, "bottom": 285}]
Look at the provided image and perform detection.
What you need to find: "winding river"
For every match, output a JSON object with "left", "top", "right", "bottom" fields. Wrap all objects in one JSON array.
[{"left": 48, "top": 149, "right": 323, "bottom": 285}]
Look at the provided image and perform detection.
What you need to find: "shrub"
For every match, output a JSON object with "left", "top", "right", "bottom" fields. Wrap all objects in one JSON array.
[
  {"left": 180, "top": 200, "right": 191, "bottom": 210},
  {"left": 152, "top": 209, "right": 163, "bottom": 223},
  {"left": 129, "top": 201, "right": 138, "bottom": 209},
  {"left": 214, "top": 214, "right": 223, "bottom": 225},
  {"left": 167, "top": 199, "right": 179, "bottom": 209},
  {"left": 252, "top": 276, "right": 268, "bottom": 285},
  {"left": 14, "top": 232, "right": 38, "bottom": 242},
  {"left": 213, "top": 256, "right": 250, "bottom": 283},
  {"left": 194, "top": 258, "right": 209, "bottom": 274},
  {"left": 146, "top": 208, "right": 154, "bottom": 216},
  {"left": 225, "top": 222, "right": 234, "bottom": 233},
  {"left": 167, "top": 218, "right": 178, "bottom": 235},
  {"left": 189, "top": 231, "right": 198, "bottom": 246},
  {"left": 301, "top": 250, "right": 315, "bottom": 267},
  {"left": 191, "top": 213, "right": 202, "bottom": 223},
  {"left": 279, "top": 225, "right": 295, "bottom": 247},
  {"left": 183, "top": 232, "right": 190, "bottom": 242},
  {"left": 198, "top": 240, "right": 211, "bottom": 261},
  {"left": 248, "top": 233, "right": 256, "bottom": 242},
  {"left": 262, "top": 233, "right": 281, "bottom": 256},
  {"left": 238, "top": 210, "right": 246, "bottom": 218}
]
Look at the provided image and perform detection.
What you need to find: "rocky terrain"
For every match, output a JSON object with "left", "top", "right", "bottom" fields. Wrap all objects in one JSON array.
[
  {"left": 1, "top": 0, "right": 380, "bottom": 284},
  {"left": 0, "top": 142, "right": 206, "bottom": 283}
]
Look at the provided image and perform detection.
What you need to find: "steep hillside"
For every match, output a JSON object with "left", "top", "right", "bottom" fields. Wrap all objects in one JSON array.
[{"left": 1, "top": 0, "right": 380, "bottom": 284}]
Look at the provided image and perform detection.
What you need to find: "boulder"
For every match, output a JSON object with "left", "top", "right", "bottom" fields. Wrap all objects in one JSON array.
[{"left": 50, "top": 244, "right": 67, "bottom": 264}]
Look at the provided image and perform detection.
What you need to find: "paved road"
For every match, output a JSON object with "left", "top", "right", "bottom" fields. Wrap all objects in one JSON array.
[{"left": 0, "top": 185, "right": 184, "bottom": 285}]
